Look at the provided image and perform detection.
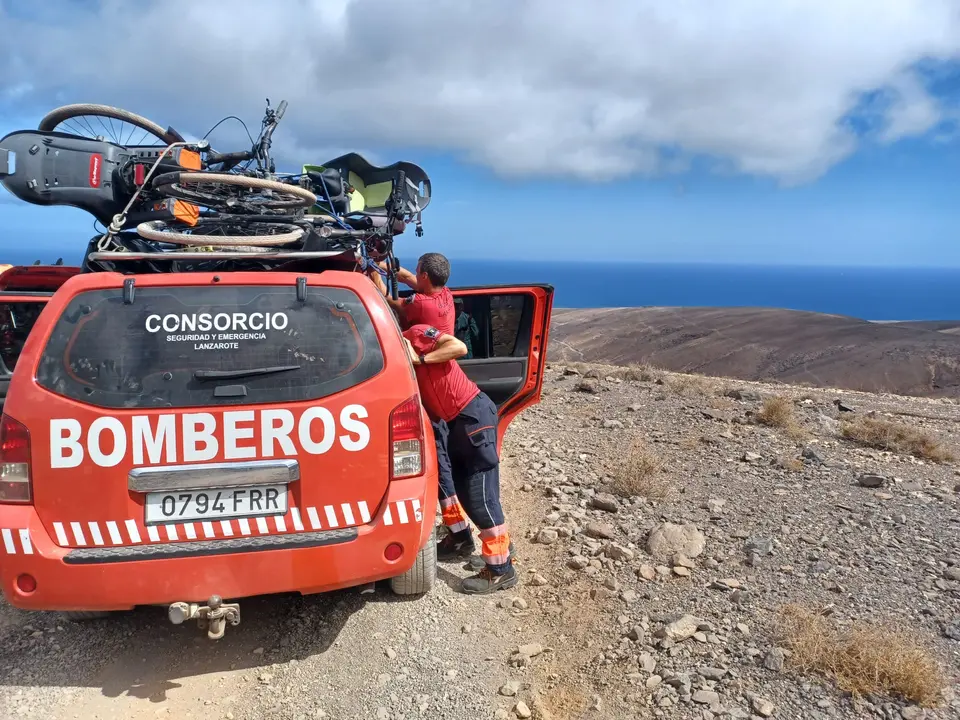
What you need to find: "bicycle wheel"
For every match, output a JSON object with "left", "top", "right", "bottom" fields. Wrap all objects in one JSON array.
[
  {"left": 136, "top": 218, "right": 304, "bottom": 247},
  {"left": 38, "top": 104, "right": 181, "bottom": 146},
  {"left": 153, "top": 172, "right": 317, "bottom": 212}
]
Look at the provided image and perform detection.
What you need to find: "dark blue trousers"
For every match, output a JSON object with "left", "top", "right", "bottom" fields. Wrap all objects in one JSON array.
[{"left": 445, "top": 392, "right": 510, "bottom": 573}]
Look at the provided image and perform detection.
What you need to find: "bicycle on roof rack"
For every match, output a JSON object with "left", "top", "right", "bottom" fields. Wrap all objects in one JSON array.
[
  {"left": 0, "top": 101, "right": 316, "bottom": 235},
  {"left": 1, "top": 99, "right": 431, "bottom": 298}
]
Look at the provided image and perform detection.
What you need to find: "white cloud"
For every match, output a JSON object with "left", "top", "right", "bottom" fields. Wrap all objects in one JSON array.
[
  {"left": 878, "top": 73, "right": 943, "bottom": 142},
  {"left": 1, "top": 0, "right": 958, "bottom": 183}
]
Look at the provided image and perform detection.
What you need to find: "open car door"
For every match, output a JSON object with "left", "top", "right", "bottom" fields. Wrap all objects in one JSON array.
[{"left": 448, "top": 284, "right": 554, "bottom": 451}]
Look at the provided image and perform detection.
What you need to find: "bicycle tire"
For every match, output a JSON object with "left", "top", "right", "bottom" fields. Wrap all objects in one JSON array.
[
  {"left": 153, "top": 172, "right": 317, "bottom": 212},
  {"left": 136, "top": 219, "right": 304, "bottom": 247},
  {"left": 38, "top": 104, "right": 181, "bottom": 145}
]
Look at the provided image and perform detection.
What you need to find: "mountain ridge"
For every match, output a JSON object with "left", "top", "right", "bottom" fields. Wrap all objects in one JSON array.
[{"left": 546, "top": 306, "right": 960, "bottom": 398}]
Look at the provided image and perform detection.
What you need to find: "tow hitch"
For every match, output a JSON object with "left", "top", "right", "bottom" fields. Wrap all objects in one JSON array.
[{"left": 168, "top": 595, "right": 240, "bottom": 640}]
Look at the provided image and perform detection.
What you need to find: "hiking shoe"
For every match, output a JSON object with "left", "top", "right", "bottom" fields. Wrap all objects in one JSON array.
[
  {"left": 461, "top": 565, "right": 518, "bottom": 595},
  {"left": 436, "top": 530, "right": 476, "bottom": 562},
  {"left": 465, "top": 541, "right": 516, "bottom": 571}
]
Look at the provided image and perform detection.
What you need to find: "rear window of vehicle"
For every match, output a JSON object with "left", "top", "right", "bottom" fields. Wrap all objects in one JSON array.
[
  {"left": 35, "top": 285, "right": 384, "bottom": 409},
  {"left": 0, "top": 300, "right": 48, "bottom": 372}
]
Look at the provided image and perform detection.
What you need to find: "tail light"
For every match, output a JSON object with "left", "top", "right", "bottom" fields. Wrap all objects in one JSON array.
[
  {"left": 0, "top": 413, "right": 31, "bottom": 504},
  {"left": 133, "top": 163, "right": 146, "bottom": 186},
  {"left": 389, "top": 395, "right": 423, "bottom": 479}
]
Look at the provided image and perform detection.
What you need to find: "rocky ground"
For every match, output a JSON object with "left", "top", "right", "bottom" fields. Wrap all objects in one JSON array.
[{"left": 1, "top": 363, "right": 959, "bottom": 719}]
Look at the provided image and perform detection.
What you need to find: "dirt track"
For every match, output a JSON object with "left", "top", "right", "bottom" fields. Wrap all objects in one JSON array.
[{"left": 0, "top": 456, "right": 554, "bottom": 720}]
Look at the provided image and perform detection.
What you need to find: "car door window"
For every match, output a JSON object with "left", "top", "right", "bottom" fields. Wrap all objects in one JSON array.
[
  {"left": 0, "top": 300, "right": 48, "bottom": 372},
  {"left": 453, "top": 294, "right": 528, "bottom": 360}
]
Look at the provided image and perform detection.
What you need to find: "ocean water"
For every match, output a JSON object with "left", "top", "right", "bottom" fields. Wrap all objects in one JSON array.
[
  {"left": 427, "top": 260, "right": 960, "bottom": 322},
  {"left": 9, "top": 244, "right": 957, "bottom": 321}
]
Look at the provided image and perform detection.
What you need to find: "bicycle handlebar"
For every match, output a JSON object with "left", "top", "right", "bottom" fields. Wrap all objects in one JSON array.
[
  {"left": 205, "top": 149, "right": 254, "bottom": 170},
  {"left": 207, "top": 100, "right": 289, "bottom": 172}
]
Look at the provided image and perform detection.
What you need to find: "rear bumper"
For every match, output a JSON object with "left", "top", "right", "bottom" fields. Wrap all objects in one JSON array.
[{"left": 0, "top": 475, "right": 437, "bottom": 611}]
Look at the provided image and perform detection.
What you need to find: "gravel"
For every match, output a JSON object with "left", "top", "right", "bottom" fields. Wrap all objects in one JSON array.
[{"left": 2, "top": 362, "right": 959, "bottom": 719}]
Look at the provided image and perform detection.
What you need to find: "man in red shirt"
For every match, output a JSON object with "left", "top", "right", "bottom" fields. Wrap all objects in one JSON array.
[
  {"left": 377, "top": 252, "right": 455, "bottom": 334},
  {"left": 402, "top": 323, "right": 516, "bottom": 594},
  {"left": 369, "top": 253, "right": 472, "bottom": 553}
]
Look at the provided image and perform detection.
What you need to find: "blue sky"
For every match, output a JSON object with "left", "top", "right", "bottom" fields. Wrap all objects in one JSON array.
[{"left": 2, "top": 1, "right": 960, "bottom": 267}]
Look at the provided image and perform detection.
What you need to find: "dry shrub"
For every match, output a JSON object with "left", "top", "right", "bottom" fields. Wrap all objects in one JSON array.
[
  {"left": 777, "top": 605, "right": 946, "bottom": 707},
  {"left": 620, "top": 363, "right": 663, "bottom": 383},
  {"left": 609, "top": 438, "right": 669, "bottom": 499},
  {"left": 756, "top": 395, "right": 796, "bottom": 427},
  {"left": 667, "top": 373, "right": 714, "bottom": 397},
  {"left": 840, "top": 416, "right": 955, "bottom": 463},
  {"left": 756, "top": 395, "right": 809, "bottom": 441}
]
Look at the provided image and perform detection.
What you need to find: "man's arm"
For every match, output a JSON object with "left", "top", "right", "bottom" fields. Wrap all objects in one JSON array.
[
  {"left": 410, "top": 333, "right": 468, "bottom": 365},
  {"left": 378, "top": 261, "right": 419, "bottom": 291},
  {"left": 396, "top": 265, "right": 419, "bottom": 290},
  {"left": 368, "top": 267, "right": 407, "bottom": 311}
]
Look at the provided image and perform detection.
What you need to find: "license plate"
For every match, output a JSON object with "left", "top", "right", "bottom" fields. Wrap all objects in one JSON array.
[{"left": 144, "top": 484, "right": 288, "bottom": 524}]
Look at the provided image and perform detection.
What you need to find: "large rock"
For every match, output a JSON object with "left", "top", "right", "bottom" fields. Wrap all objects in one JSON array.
[
  {"left": 585, "top": 522, "right": 616, "bottom": 540},
  {"left": 575, "top": 380, "right": 599, "bottom": 394},
  {"left": 656, "top": 614, "right": 702, "bottom": 642},
  {"left": 692, "top": 690, "right": 720, "bottom": 706},
  {"left": 763, "top": 647, "right": 786, "bottom": 672},
  {"left": 534, "top": 528, "right": 559, "bottom": 545},
  {"left": 604, "top": 543, "right": 635, "bottom": 562},
  {"left": 590, "top": 494, "right": 619, "bottom": 512},
  {"left": 857, "top": 473, "right": 887, "bottom": 488},
  {"left": 646, "top": 523, "right": 706, "bottom": 559},
  {"left": 726, "top": 388, "right": 763, "bottom": 402}
]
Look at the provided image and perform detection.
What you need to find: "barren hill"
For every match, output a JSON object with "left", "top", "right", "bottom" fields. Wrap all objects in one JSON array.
[{"left": 548, "top": 306, "right": 960, "bottom": 399}]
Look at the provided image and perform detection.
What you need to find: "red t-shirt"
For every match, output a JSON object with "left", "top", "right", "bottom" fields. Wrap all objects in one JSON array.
[
  {"left": 400, "top": 286, "right": 454, "bottom": 335},
  {"left": 403, "top": 324, "right": 480, "bottom": 423}
]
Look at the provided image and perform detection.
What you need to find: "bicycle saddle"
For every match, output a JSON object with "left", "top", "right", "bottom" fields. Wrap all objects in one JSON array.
[{"left": 304, "top": 153, "right": 431, "bottom": 217}]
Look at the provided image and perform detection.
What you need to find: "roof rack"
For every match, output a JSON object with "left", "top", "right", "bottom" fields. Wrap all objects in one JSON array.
[{"left": 87, "top": 250, "right": 358, "bottom": 262}]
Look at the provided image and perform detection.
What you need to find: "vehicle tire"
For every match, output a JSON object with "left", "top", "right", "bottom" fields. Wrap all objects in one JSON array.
[
  {"left": 390, "top": 531, "right": 437, "bottom": 596},
  {"left": 38, "top": 104, "right": 181, "bottom": 146},
  {"left": 153, "top": 172, "right": 317, "bottom": 212},
  {"left": 61, "top": 611, "right": 111, "bottom": 622},
  {"left": 136, "top": 219, "right": 305, "bottom": 247}
]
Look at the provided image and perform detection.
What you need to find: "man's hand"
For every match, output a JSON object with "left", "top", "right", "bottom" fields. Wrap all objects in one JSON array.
[
  {"left": 367, "top": 266, "right": 388, "bottom": 296},
  {"left": 403, "top": 337, "right": 420, "bottom": 365}
]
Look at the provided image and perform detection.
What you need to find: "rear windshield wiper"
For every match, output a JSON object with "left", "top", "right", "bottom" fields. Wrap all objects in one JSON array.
[{"left": 193, "top": 365, "right": 301, "bottom": 381}]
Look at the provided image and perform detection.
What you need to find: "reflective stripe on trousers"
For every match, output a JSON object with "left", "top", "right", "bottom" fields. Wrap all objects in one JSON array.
[
  {"left": 439, "top": 495, "right": 470, "bottom": 533},
  {"left": 433, "top": 418, "right": 471, "bottom": 533}
]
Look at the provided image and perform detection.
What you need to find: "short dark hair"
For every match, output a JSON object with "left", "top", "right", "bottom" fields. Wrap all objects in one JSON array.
[{"left": 416, "top": 252, "right": 450, "bottom": 287}]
